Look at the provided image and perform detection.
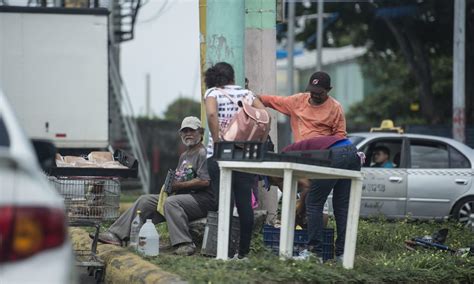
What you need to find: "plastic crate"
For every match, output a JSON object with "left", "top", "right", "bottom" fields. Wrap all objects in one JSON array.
[
  {"left": 263, "top": 225, "right": 334, "bottom": 261},
  {"left": 213, "top": 142, "right": 331, "bottom": 167},
  {"left": 201, "top": 211, "right": 241, "bottom": 257},
  {"left": 213, "top": 141, "right": 267, "bottom": 161}
]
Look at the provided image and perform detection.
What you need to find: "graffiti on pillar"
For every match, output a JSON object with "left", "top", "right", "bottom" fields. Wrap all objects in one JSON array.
[{"left": 207, "top": 34, "right": 234, "bottom": 65}]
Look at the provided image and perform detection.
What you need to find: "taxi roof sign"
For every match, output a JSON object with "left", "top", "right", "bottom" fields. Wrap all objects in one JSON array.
[{"left": 370, "top": 120, "right": 404, "bottom": 134}]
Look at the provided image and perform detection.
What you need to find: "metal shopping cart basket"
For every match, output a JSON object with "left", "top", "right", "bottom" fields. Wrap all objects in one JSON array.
[
  {"left": 49, "top": 176, "right": 121, "bottom": 282},
  {"left": 46, "top": 149, "right": 138, "bottom": 283}
]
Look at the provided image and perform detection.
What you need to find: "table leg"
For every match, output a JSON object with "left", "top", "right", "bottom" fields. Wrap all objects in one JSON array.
[
  {"left": 279, "top": 169, "right": 298, "bottom": 259},
  {"left": 216, "top": 168, "right": 233, "bottom": 260},
  {"left": 342, "top": 178, "right": 363, "bottom": 269}
]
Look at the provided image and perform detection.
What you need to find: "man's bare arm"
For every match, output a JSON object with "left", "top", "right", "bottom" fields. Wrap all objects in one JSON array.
[{"left": 172, "top": 178, "right": 210, "bottom": 192}]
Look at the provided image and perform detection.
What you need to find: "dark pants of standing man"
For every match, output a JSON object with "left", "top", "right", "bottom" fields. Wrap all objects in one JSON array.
[
  {"left": 306, "top": 145, "right": 361, "bottom": 257},
  {"left": 207, "top": 158, "right": 255, "bottom": 257}
]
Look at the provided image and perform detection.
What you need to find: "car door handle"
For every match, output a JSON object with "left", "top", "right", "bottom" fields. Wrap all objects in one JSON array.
[
  {"left": 455, "top": 179, "right": 468, "bottom": 185},
  {"left": 389, "top": 177, "right": 403, "bottom": 183}
]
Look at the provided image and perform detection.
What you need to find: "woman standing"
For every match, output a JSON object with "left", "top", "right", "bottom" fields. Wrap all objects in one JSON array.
[{"left": 204, "top": 62, "right": 267, "bottom": 259}]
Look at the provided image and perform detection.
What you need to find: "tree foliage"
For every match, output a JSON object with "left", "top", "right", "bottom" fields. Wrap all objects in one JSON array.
[
  {"left": 282, "top": 0, "right": 474, "bottom": 125},
  {"left": 163, "top": 98, "right": 201, "bottom": 122},
  {"left": 347, "top": 53, "right": 452, "bottom": 127}
]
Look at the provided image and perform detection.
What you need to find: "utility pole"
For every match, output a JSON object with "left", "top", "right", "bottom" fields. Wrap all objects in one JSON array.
[
  {"left": 206, "top": 0, "right": 245, "bottom": 86},
  {"left": 202, "top": 0, "right": 244, "bottom": 147},
  {"left": 199, "top": 0, "right": 207, "bottom": 124},
  {"left": 287, "top": 0, "right": 295, "bottom": 97},
  {"left": 206, "top": 2, "right": 246, "bottom": 259},
  {"left": 245, "top": 0, "right": 279, "bottom": 226},
  {"left": 245, "top": 0, "right": 278, "bottom": 149},
  {"left": 316, "top": 0, "right": 323, "bottom": 71},
  {"left": 145, "top": 73, "right": 151, "bottom": 118},
  {"left": 284, "top": 0, "right": 295, "bottom": 148},
  {"left": 453, "top": 0, "right": 466, "bottom": 143}
]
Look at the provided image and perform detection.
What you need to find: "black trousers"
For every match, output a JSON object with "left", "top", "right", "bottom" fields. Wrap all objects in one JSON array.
[
  {"left": 307, "top": 145, "right": 361, "bottom": 257},
  {"left": 207, "top": 158, "right": 255, "bottom": 256}
]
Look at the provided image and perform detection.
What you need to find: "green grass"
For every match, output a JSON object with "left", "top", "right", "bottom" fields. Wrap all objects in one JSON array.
[
  {"left": 142, "top": 218, "right": 473, "bottom": 283},
  {"left": 120, "top": 191, "right": 142, "bottom": 203}
]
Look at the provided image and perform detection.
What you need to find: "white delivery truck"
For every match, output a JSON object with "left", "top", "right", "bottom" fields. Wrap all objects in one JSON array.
[{"left": 0, "top": 6, "right": 109, "bottom": 149}]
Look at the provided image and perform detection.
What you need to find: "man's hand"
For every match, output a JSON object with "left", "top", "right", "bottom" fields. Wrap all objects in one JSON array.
[{"left": 171, "top": 181, "right": 180, "bottom": 192}]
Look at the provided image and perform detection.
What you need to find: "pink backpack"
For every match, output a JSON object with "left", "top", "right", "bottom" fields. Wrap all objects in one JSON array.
[{"left": 219, "top": 90, "right": 271, "bottom": 142}]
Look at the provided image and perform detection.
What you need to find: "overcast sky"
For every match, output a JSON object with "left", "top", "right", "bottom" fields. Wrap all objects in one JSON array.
[{"left": 120, "top": 0, "right": 201, "bottom": 117}]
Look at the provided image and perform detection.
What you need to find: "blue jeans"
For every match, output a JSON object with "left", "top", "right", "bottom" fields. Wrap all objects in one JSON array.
[{"left": 306, "top": 145, "right": 361, "bottom": 257}]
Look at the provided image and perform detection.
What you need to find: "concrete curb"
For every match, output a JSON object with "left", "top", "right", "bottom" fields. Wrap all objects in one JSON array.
[{"left": 69, "top": 228, "right": 185, "bottom": 284}]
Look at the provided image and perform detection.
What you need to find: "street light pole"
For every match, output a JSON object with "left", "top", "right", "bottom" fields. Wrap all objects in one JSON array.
[
  {"left": 283, "top": 0, "right": 296, "bottom": 146},
  {"left": 453, "top": 0, "right": 466, "bottom": 143},
  {"left": 145, "top": 73, "right": 151, "bottom": 118},
  {"left": 287, "top": 0, "right": 295, "bottom": 96},
  {"left": 316, "top": 0, "right": 323, "bottom": 71}
]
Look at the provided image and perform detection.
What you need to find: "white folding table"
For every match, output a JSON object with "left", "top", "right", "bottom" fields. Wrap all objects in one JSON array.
[{"left": 216, "top": 161, "right": 363, "bottom": 269}]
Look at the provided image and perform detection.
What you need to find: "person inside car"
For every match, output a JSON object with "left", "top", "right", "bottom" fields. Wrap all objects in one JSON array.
[{"left": 371, "top": 146, "right": 394, "bottom": 168}]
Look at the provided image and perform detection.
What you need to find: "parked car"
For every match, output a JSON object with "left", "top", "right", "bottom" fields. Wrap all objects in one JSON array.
[
  {"left": 0, "top": 90, "right": 76, "bottom": 283},
  {"left": 333, "top": 131, "right": 474, "bottom": 226}
]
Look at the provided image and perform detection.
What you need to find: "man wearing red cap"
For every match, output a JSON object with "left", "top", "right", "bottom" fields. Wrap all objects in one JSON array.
[
  {"left": 259, "top": 71, "right": 346, "bottom": 143},
  {"left": 260, "top": 72, "right": 358, "bottom": 262}
]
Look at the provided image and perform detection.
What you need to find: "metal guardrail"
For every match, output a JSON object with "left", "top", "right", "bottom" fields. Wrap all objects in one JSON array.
[{"left": 109, "top": 49, "right": 150, "bottom": 193}]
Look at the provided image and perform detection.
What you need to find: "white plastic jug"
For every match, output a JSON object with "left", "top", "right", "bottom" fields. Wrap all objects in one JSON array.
[{"left": 137, "top": 219, "right": 159, "bottom": 256}]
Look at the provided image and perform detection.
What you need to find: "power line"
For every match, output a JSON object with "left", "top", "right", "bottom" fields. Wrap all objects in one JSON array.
[{"left": 137, "top": 0, "right": 174, "bottom": 24}]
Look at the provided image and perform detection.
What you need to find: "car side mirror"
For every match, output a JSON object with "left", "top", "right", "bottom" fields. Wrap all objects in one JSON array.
[{"left": 31, "top": 139, "right": 56, "bottom": 172}]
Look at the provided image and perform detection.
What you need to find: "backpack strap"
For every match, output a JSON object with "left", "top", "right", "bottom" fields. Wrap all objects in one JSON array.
[
  {"left": 218, "top": 88, "right": 238, "bottom": 106},
  {"left": 219, "top": 88, "right": 250, "bottom": 106}
]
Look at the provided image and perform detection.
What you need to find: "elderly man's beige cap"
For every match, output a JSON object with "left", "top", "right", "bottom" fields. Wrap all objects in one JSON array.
[{"left": 179, "top": 116, "right": 202, "bottom": 131}]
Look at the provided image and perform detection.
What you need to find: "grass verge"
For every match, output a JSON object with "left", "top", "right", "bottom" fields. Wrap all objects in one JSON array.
[{"left": 145, "top": 218, "right": 473, "bottom": 283}]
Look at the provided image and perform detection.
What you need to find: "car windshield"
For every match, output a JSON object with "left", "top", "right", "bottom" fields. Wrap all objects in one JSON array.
[
  {"left": 0, "top": 116, "right": 10, "bottom": 147},
  {"left": 348, "top": 135, "right": 364, "bottom": 146}
]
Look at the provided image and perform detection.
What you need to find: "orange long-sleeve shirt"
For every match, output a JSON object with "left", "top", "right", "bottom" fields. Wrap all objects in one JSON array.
[{"left": 260, "top": 93, "right": 347, "bottom": 142}]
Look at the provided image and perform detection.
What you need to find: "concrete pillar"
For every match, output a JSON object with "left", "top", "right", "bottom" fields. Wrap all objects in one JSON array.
[
  {"left": 245, "top": 0, "right": 278, "bottom": 149},
  {"left": 245, "top": 0, "right": 279, "bottom": 225},
  {"left": 453, "top": 0, "right": 466, "bottom": 143},
  {"left": 199, "top": 0, "right": 207, "bottom": 124},
  {"left": 206, "top": 0, "right": 246, "bottom": 86}
]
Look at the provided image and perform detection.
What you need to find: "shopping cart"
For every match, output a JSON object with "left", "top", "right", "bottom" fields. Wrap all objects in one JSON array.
[{"left": 49, "top": 176, "right": 121, "bottom": 282}]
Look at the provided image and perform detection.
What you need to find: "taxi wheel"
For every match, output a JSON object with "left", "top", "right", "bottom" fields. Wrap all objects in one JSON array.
[{"left": 452, "top": 196, "right": 474, "bottom": 227}]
